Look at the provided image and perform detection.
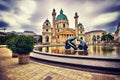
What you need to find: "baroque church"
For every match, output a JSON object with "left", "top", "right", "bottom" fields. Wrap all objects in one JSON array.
[{"left": 42, "top": 9, "right": 85, "bottom": 44}]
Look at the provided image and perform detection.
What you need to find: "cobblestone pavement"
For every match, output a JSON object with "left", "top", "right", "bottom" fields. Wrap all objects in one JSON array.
[{"left": 0, "top": 47, "right": 120, "bottom": 80}]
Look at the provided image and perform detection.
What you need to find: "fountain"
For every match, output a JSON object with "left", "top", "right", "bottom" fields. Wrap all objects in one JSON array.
[
  {"left": 65, "top": 36, "right": 88, "bottom": 51},
  {"left": 30, "top": 37, "right": 120, "bottom": 74},
  {"left": 33, "top": 37, "right": 120, "bottom": 57}
]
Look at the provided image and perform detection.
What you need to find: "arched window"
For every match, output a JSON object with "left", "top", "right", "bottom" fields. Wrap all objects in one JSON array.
[
  {"left": 46, "top": 23, "right": 48, "bottom": 26},
  {"left": 46, "top": 29, "right": 48, "bottom": 32},
  {"left": 57, "top": 25, "right": 58, "bottom": 28},
  {"left": 81, "top": 37, "right": 83, "bottom": 40},
  {"left": 46, "top": 36, "right": 49, "bottom": 42},
  {"left": 81, "top": 31, "right": 82, "bottom": 34},
  {"left": 63, "top": 24, "right": 65, "bottom": 28}
]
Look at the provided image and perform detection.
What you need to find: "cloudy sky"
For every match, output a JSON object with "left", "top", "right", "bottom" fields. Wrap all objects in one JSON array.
[{"left": 0, "top": 0, "right": 120, "bottom": 34}]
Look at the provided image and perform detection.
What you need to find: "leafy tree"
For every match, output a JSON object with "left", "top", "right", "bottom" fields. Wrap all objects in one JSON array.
[
  {"left": 107, "top": 33, "right": 114, "bottom": 42},
  {"left": 5, "top": 33, "right": 18, "bottom": 44},
  {"left": 97, "top": 35, "right": 100, "bottom": 43},
  {"left": 92, "top": 35, "right": 97, "bottom": 44},
  {"left": 0, "top": 36, "right": 8, "bottom": 45},
  {"left": 101, "top": 33, "right": 114, "bottom": 43},
  {"left": 101, "top": 33, "right": 107, "bottom": 42},
  {"left": 0, "top": 33, "right": 18, "bottom": 45}
]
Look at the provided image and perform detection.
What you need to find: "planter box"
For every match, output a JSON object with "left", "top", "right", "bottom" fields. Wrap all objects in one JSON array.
[{"left": 18, "top": 54, "right": 29, "bottom": 64}]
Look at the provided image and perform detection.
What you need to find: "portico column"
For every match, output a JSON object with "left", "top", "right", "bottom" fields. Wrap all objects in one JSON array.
[{"left": 62, "top": 34, "right": 63, "bottom": 42}]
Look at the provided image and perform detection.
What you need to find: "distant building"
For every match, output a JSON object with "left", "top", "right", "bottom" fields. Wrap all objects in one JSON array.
[
  {"left": 85, "top": 30, "right": 106, "bottom": 44},
  {"left": 7, "top": 31, "right": 40, "bottom": 43},
  {"left": 7, "top": 31, "right": 23, "bottom": 35},
  {"left": 0, "top": 32, "right": 7, "bottom": 36},
  {"left": 23, "top": 31, "right": 41, "bottom": 43},
  {"left": 115, "top": 22, "right": 120, "bottom": 42},
  {"left": 23, "top": 31, "right": 36, "bottom": 36}
]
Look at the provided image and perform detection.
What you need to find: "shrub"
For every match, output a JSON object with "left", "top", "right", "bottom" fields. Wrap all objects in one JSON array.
[
  {"left": 7, "top": 35, "right": 35, "bottom": 54},
  {"left": 0, "top": 36, "right": 8, "bottom": 45}
]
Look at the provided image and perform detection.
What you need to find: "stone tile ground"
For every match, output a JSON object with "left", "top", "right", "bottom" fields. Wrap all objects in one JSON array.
[{"left": 0, "top": 47, "right": 120, "bottom": 80}]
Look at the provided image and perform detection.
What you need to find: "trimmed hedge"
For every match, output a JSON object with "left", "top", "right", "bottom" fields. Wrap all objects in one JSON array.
[{"left": 7, "top": 35, "right": 35, "bottom": 54}]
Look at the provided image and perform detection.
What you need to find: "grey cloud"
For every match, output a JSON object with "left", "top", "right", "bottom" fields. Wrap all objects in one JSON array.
[
  {"left": 22, "top": 24, "right": 41, "bottom": 33},
  {"left": 30, "top": 0, "right": 50, "bottom": 22},
  {"left": 0, "top": 0, "right": 18, "bottom": 11},
  {"left": 0, "top": 20, "right": 9, "bottom": 27},
  {"left": 0, "top": 4, "right": 9, "bottom": 11},
  {"left": 0, "top": 0, "right": 120, "bottom": 34}
]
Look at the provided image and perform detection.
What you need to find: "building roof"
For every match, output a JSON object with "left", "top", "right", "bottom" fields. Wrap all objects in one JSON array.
[
  {"left": 58, "top": 29, "right": 75, "bottom": 35},
  {"left": 56, "top": 9, "right": 68, "bottom": 21},
  {"left": 85, "top": 30, "right": 106, "bottom": 34},
  {"left": 24, "top": 31, "right": 34, "bottom": 33}
]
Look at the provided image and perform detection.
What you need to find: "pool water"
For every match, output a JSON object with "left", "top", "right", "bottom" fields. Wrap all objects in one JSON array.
[{"left": 36, "top": 45, "right": 120, "bottom": 58}]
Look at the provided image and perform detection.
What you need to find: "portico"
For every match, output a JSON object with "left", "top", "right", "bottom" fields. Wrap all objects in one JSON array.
[{"left": 57, "top": 29, "right": 75, "bottom": 43}]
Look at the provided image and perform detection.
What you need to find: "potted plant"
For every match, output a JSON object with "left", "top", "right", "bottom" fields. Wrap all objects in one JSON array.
[
  {"left": 7, "top": 36, "right": 18, "bottom": 57},
  {"left": 8, "top": 35, "right": 35, "bottom": 64},
  {"left": 6, "top": 33, "right": 18, "bottom": 57}
]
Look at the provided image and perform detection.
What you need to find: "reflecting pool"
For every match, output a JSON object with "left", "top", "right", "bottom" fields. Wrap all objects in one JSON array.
[{"left": 36, "top": 45, "right": 120, "bottom": 58}]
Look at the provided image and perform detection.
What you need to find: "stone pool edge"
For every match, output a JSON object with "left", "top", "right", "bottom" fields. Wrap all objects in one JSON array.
[{"left": 32, "top": 50, "right": 120, "bottom": 61}]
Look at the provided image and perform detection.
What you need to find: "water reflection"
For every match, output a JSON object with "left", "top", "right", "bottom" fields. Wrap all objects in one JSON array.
[
  {"left": 88, "top": 45, "right": 116, "bottom": 57},
  {"left": 37, "top": 45, "right": 120, "bottom": 57}
]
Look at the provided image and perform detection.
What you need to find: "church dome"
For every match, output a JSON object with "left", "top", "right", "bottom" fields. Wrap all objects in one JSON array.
[{"left": 56, "top": 9, "right": 68, "bottom": 21}]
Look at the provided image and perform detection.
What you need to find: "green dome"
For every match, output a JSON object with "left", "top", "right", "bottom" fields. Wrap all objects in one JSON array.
[
  {"left": 56, "top": 14, "right": 68, "bottom": 21},
  {"left": 56, "top": 9, "right": 68, "bottom": 21}
]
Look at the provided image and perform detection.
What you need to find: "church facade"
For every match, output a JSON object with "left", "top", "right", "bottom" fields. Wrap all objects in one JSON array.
[{"left": 42, "top": 9, "right": 105, "bottom": 44}]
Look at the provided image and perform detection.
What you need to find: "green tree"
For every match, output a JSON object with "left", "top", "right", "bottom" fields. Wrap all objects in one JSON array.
[
  {"left": 97, "top": 35, "right": 100, "bottom": 43},
  {"left": 101, "top": 33, "right": 114, "bottom": 43},
  {"left": 5, "top": 33, "right": 17, "bottom": 45},
  {"left": 92, "top": 35, "right": 97, "bottom": 44},
  {"left": 0, "top": 33, "right": 17, "bottom": 45},
  {"left": 101, "top": 33, "right": 107, "bottom": 42},
  {"left": 107, "top": 33, "right": 114, "bottom": 42},
  {"left": 0, "top": 36, "right": 8, "bottom": 45}
]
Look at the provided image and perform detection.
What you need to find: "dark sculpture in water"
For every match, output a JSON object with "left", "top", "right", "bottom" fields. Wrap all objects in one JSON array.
[
  {"left": 65, "top": 37, "right": 88, "bottom": 51},
  {"left": 77, "top": 38, "right": 88, "bottom": 50},
  {"left": 65, "top": 36, "right": 77, "bottom": 50}
]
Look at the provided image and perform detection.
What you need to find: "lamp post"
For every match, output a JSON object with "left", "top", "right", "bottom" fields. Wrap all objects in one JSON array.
[{"left": 0, "top": 28, "right": 6, "bottom": 32}]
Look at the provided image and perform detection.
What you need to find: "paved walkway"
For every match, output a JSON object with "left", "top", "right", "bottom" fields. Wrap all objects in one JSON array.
[{"left": 0, "top": 47, "right": 120, "bottom": 80}]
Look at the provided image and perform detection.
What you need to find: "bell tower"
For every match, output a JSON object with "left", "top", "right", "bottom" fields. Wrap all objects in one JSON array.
[
  {"left": 74, "top": 12, "right": 79, "bottom": 38},
  {"left": 52, "top": 8, "right": 56, "bottom": 36},
  {"left": 42, "top": 19, "right": 52, "bottom": 43},
  {"left": 78, "top": 23, "right": 85, "bottom": 41},
  {"left": 51, "top": 9, "right": 57, "bottom": 43}
]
